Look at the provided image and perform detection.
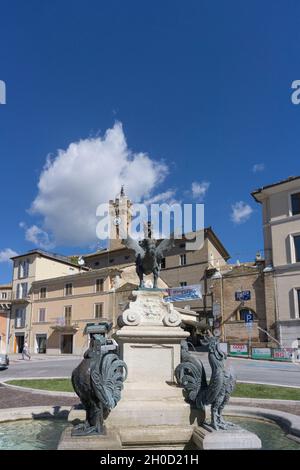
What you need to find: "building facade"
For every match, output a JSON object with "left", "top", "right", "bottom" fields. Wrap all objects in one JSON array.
[
  {"left": 8, "top": 250, "right": 85, "bottom": 354},
  {"left": 28, "top": 265, "right": 167, "bottom": 355},
  {"left": 0, "top": 284, "right": 12, "bottom": 354},
  {"left": 252, "top": 176, "right": 300, "bottom": 348},
  {"left": 207, "top": 261, "right": 275, "bottom": 346}
]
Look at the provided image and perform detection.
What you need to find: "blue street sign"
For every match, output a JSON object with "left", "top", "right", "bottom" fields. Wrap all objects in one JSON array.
[
  {"left": 235, "top": 290, "right": 251, "bottom": 301},
  {"left": 244, "top": 312, "right": 254, "bottom": 323}
]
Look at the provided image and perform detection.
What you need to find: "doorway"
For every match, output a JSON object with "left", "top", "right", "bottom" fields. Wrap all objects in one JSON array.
[
  {"left": 36, "top": 334, "right": 47, "bottom": 354},
  {"left": 61, "top": 334, "right": 73, "bottom": 354},
  {"left": 15, "top": 334, "right": 24, "bottom": 353}
]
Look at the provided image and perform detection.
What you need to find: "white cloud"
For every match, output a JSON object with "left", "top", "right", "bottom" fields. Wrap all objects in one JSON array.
[
  {"left": 145, "top": 190, "right": 176, "bottom": 205},
  {"left": 191, "top": 181, "right": 210, "bottom": 199},
  {"left": 22, "top": 224, "right": 55, "bottom": 250},
  {"left": 0, "top": 248, "right": 18, "bottom": 263},
  {"left": 28, "top": 122, "right": 168, "bottom": 247},
  {"left": 231, "top": 201, "right": 253, "bottom": 224},
  {"left": 252, "top": 163, "right": 265, "bottom": 173}
]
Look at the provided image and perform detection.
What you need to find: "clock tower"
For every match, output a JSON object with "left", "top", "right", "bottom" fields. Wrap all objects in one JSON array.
[{"left": 108, "top": 186, "right": 132, "bottom": 250}]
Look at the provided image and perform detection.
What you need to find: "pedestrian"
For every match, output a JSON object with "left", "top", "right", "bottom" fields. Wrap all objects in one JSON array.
[{"left": 22, "top": 341, "right": 31, "bottom": 360}]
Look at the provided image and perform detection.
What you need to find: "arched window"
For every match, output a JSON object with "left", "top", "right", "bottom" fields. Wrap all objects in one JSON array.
[{"left": 239, "top": 308, "right": 256, "bottom": 321}]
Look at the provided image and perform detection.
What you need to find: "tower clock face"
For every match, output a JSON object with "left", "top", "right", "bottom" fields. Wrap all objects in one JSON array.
[{"left": 113, "top": 216, "right": 122, "bottom": 226}]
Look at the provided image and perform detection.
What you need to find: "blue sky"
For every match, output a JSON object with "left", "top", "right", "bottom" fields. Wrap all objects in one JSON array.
[{"left": 1, "top": 0, "right": 300, "bottom": 283}]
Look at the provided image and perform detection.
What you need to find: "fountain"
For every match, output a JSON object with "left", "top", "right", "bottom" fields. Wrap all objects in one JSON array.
[
  {"left": 57, "top": 237, "right": 262, "bottom": 450},
  {"left": 0, "top": 239, "right": 299, "bottom": 449}
]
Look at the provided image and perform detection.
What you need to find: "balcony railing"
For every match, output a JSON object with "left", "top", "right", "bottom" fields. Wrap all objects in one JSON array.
[
  {"left": 11, "top": 292, "right": 30, "bottom": 302},
  {"left": 51, "top": 317, "right": 79, "bottom": 331}
]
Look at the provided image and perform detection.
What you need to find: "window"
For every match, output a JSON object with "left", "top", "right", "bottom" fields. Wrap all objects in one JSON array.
[
  {"left": 179, "top": 254, "right": 187, "bottom": 266},
  {"left": 65, "top": 283, "right": 73, "bottom": 296},
  {"left": 291, "top": 192, "right": 300, "bottom": 216},
  {"left": 294, "top": 235, "right": 300, "bottom": 262},
  {"left": 64, "top": 306, "right": 72, "bottom": 325},
  {"left": 94, "top": 303, "right": 103, "bottom": 319},
  {"left": 94, "top": 262, "right": 99, "bottom": 267},
  {"left": 179, "top": 243, "right": 185, "bottom": 248},
  {"left": 125, "top": 255, "right": 130, "bottom": 260},
  {"left": 160, "top": 257, "right": 166, "bottom": 269},
  {"left": 15, "top": 308, "right": 25, "bottom": 328},
  {"left": 1, "top": 292, "right": 7, "bottom": 299},
  {"left": 40, "top": 287, "right": 47, "bottom": 299},
  {"left": 109, "top": 258, "right": 115, "bottom": 263},
  {"left": 95, "top": 279, "right": 104, "bottom": 293},
  {"left": 18, "top": 259, "right": 29, "bottom": 279},
  {"left": 38, "top": 308, "right": 46, "bottom": 322},
  {"left": 297, "top": 290, "right": 300, "bottom": 318},
  {"left": 180, "top": 281, "right": 187, "bottom": 287},
  {"left": 16, "top": 283, "right": 28, "bottom": 299}
]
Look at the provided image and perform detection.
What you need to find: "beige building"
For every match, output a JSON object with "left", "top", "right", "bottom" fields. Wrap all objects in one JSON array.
[
  {"left": 207, "top": 261, "right": 275, "bottom": 346},
  {"left": 0, "top": 284, "right": 12, "bottom": 354},
  {"left": 9, "top": 250, "right": 85, "bottom": 354},
  {"left": 29, "top": 265, "right": 167, "bottom": 355},
  {"left": 252, "top": 176, "right": 300, "bottom": 347}
]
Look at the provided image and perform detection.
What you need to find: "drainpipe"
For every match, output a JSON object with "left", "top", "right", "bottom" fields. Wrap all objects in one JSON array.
[
  {"left": 5, "top": 308, "right": 10, "bottom": 354},
  {"left": 273, "top": 272, "right": 281, "bottom": 346}
]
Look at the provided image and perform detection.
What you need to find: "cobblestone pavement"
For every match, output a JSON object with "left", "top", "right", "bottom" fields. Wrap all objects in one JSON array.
[{"left": 0, "top": 384, "right": 79, "bottom": 409}]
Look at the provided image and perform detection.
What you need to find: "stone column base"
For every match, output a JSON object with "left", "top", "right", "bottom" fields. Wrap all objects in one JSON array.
[{"left": 192, "top": 425, "right": 262, "bottom": 450}]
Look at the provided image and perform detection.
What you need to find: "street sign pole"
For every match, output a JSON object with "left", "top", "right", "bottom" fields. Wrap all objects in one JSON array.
[
  {"left": 248, "top": 324, "right": 252, "bottom": 358},
  {"left": 244, "top": 312, "right": 254, "bottom": 358}
]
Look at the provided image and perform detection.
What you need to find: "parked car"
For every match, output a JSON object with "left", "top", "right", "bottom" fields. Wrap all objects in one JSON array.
[{"left": 0, "top": 354, "right": 9, "bottom": 369}]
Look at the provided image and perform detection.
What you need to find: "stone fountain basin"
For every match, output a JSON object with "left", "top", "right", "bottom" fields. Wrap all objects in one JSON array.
[{"left": 0, "top": 405, "right": 299, "bottom": 450}]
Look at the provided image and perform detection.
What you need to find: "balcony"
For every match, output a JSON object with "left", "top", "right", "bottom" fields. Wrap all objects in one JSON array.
[
  {"left": 11, "top": 292, "right": 30, "bottom": 304},
  {"left": 50, "top": 317, "right": 80, "bottom": 332},
  {"left": 0, "top": 292, "right": 12, "bottom": 310}
]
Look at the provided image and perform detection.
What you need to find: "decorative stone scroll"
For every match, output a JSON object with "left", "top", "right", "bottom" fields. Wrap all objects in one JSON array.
[{"left": 121, "top": 289, "right": 182, "bottom": 327}]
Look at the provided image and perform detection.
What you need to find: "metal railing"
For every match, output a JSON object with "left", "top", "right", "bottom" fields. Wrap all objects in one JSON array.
[{"left": 52, "top": 316, "right": 79, "bottom": 329}]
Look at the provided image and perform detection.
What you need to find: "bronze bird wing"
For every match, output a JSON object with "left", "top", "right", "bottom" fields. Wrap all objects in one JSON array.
[
  {"left": 155, "top": 238, "right": 174, "bottom": 261},
  {"left": 122, "top": 235, "right": 145, "bottom": 258}
]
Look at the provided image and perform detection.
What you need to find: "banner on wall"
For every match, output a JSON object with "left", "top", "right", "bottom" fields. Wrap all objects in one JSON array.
[
  {"left": 251, "top": 347, "right": 272, "bottom": 360},
  {"left": 272, "top": 348, "right": 294, "bottom": 361},
  {"left": 229, "top": 343, "right": 248, "bottom": 356},
  {"left": 164, "top": 284, "right": 202, "bottom": 302}
]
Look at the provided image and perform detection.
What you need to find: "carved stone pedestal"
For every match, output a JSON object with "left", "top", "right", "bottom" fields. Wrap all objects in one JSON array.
[{"left": 116, "top": 289, "right": 189, "bottom": 389}]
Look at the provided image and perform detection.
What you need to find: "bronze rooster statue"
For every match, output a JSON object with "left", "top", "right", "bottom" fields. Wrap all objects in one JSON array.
[
  {"left": 175, "top": 333, "right": 236, "bottom": 430},
  {"left": 71, "top": 324, "right": 127, "bottom": 436}
]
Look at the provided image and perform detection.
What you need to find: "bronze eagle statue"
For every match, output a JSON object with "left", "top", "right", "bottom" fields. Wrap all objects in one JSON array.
[{"left": 122, "top": 236, "right": 174, "bottom": 288}]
